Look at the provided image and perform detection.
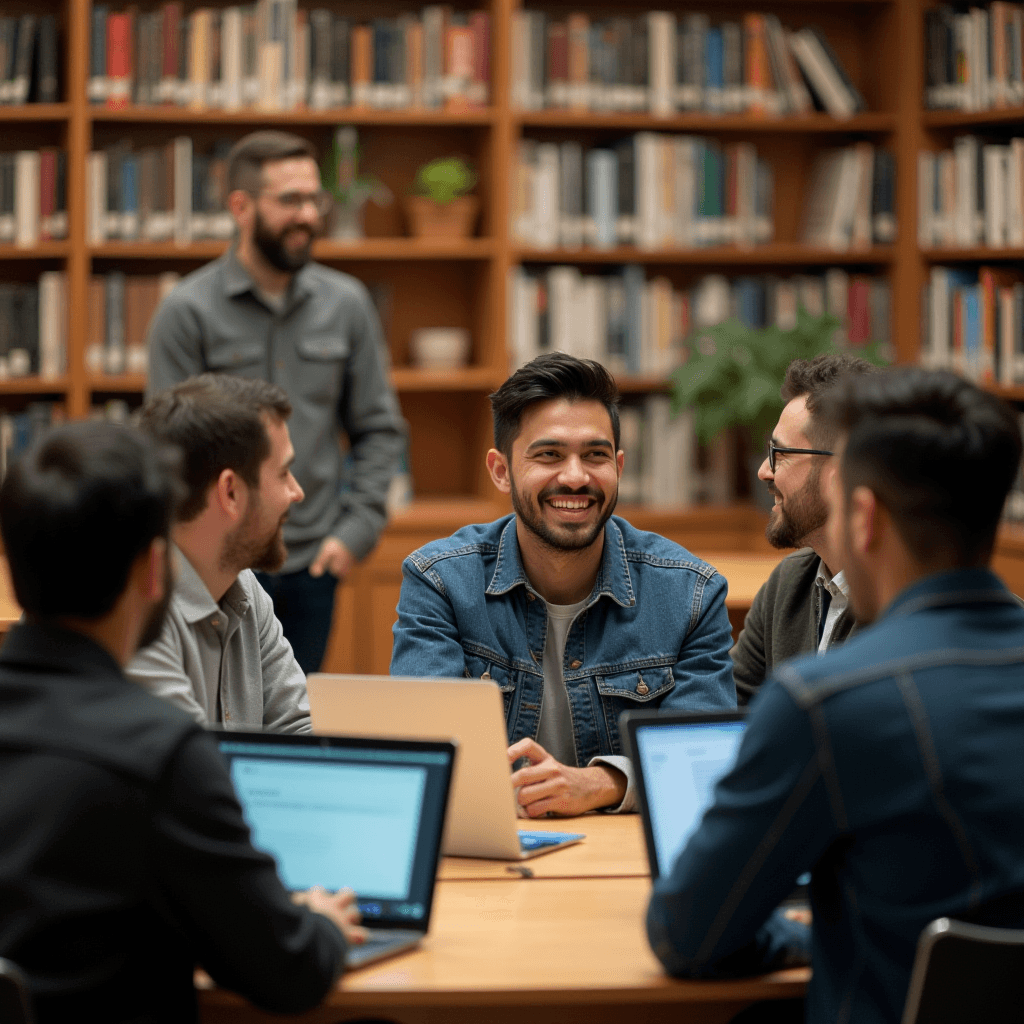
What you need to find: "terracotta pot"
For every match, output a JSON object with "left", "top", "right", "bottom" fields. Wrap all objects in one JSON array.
[{"left": 404, "top": 195, "right": 480, "bottom": 239}]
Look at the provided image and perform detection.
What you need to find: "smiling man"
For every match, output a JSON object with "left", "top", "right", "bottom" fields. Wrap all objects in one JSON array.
[
  {"left": 145, "top": 130, "right": 404, "bottom": 675},
  {"left": 731, "top": 353, "right": 877, "bottom": 704},
  {"left": 391, "top": 353, "right": 735, "bottom": 815},
  {"left": 127, "top": 374, "right": 311, "bottom": 732}
]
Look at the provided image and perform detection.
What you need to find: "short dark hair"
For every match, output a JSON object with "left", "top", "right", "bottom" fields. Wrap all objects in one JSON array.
[
  {"left": 489, "top": 353, "right": 620, "bottom": 457},
  {"left": 227, "top": 131, "right": 318, "bottom": 194},
  {"left": 0, "top": 421, "right": 181, "bottom": 619},
  {"left": 139, "top": 374, "right": 292, "bottom": 523},
  {"left": 781, "top": 353, "right": 879, "bottom": 447},
  {"left": 822, "top": 368, "right": 1023, "bottom": 567}
]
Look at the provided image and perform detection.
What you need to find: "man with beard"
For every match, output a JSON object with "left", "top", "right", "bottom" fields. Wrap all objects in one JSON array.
[
  {"left": 391, "top": 353, "right": 735, "bottom": 816},
  {"left": 646, "top": 368, "right": 1024, "bottom": 1024},
  {"left": 145, "top": 130, "right": 405, "bottom": 674},
  {"left": 0, "top": 420, "right": 363, "bottom": 1023},
  {"left": 127, "top": 374, "right": 311, "bottom": 732},
  {"left": 732, "top": 353, "right": 878, "bottom": 704}
]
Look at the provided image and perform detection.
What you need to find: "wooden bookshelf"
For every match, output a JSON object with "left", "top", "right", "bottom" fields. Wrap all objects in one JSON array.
[
  {"left": 515, "top": 111, "right": 898, "bottom": 132},
  {"left": 515, "top": 244, "right": 897, "bottom": 265}
]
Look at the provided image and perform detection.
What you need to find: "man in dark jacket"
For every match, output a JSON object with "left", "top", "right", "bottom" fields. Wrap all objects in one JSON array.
[
  {"left": 0, "top": 421, "right": 365, "bottom": 1023},
  {"left": 732, "top": 353, "right": 877, "bottom": 703}
]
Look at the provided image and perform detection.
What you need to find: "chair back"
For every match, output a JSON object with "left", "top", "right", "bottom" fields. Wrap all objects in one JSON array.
[
  {"left": 902, "top": 917, "right": 1024, "bottom": 1024},
  {"left": 0, "top": 958, "right": 34, "bottom": 1024}
]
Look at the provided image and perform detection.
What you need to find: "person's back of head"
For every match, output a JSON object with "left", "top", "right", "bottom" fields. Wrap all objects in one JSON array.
[
  {"left": 0, "top": 421, "right": 181, "bottom": 620},
  {"left": 823, "top": 367, "right": 1023, "bottom": 568},
  {"left": 139, "top": 373, "right": 291, "bottom": 523}
]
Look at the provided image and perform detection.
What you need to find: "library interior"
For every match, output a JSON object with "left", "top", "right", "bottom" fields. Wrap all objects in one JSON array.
[{"left": 3, "top": 0, "right": 1024, "bottom": 1020}]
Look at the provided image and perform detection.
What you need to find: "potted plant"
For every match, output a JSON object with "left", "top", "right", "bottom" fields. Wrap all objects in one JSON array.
[
  {"left": 404, "top": 156, "right": 479, "bottom": 239},
  {"left": 320, "top": 126, "right": 392, "bottom": 242},
  {"left": 668, "top": 308, "right": 889, "bottom": 503}
]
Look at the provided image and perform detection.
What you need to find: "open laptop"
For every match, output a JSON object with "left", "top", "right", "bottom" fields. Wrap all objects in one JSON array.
[
  {"left": 308, "top": 674, "right": 584, "bottom": 860},
  {"left": 213, "top": 730, "right": 455, "bottom": 968},
  {"left": 623, "top": 709, "right": 810, "bottom": 902}
]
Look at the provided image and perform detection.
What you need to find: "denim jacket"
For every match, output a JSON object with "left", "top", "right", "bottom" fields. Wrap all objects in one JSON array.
[
  {"left": 390, "top": 514, "right": 736, "bottom": 768},
  {"left": 647, "top": 569, "right": 1024, "bottom": 1024}
]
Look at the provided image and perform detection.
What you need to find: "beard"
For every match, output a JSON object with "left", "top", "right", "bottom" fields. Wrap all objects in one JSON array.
[
  {"left": 509, "top": 470, "right": 618, "bottom": 553},
  {"left": 765, "top": 463, "right": 829, "bottom": 549},
  {"left": 253, "top": 209, "right": 314, "bottom": 273},
  {"left": 137, "top": 550, "right": 174, "bottom": 651},
  {"left": 222, "top": 496, "right": 289, "bottom": 575}
]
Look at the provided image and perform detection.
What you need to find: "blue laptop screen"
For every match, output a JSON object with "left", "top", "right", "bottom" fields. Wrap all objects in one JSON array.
[
  {"left": 217, "top": 739, "right": 451, "bottom": 925},
  {"left": 634, "top": 720, "right": 746, "bottom": 877}
]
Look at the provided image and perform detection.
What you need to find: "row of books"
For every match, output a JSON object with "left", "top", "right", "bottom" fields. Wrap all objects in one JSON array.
[
  {"left": 619, "top": 396, "right": 696, "bottom": 506},
  {"left": 89, "top": 3, "right": 488, "bottom": 112},
  {"left": 0, "top": 150, "right": 68, "bottom": 248},
  {"left": 514, "top": 134, "right": 773, "bottom": 250},
  {"left": 87, "top": 139, "right": 233, "bottom": 245},
  {"left": 0, "top": 15, "right": 59, "bottom": 105},
  {"left": 921, "top": 265, "right": 1024, "bottom": 386},
  {"left": 509, "top": 265, "right": 891, "bottom": 375},
  {"left": 511, "top": 10, "right": 864, "bottom": 118},
  {"left": 0, "top": 404, "right": 64, "bottom": 483},
  {"left": 802, "top": 144, "right": 897, "bottom": 250},
  {"left": 918, "top": 136, "right": 1024, "bottom": 249},
  {"left": 925, "top": 3, "right": 1024, "bottom": 112},
  {"left": 87, "top": 272, "right": 181, "bottom": 377},
  {"left": 0, "top": 276, "right": 67, "bottom": 381}
]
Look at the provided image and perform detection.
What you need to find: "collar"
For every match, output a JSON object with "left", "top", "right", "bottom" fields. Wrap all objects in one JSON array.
[
  {"left": 485, "top": 516, "right": 636, "bottom": 609},
  {"left": 171, "top": 545, "right": 250, "bottom": 625},
  {"left": 222, "top": 246, "right": 314, "bottom": 306},
  {"left": 880, "top": 567, "right": 1018, "bottom": 623},
  {"left": 815, "top": 561, "right": 849, "bottom": 599},
  {"left": 0, "top": 619, "right": 125, "bottom": 680}
]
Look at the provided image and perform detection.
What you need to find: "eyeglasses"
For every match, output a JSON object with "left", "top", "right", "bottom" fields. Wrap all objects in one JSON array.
[
  {"left": 768, "top": 439, "right": 834, "bottom": 472},
  {"left": 261, "top": 190, "right": 334, "bottom": 218}
]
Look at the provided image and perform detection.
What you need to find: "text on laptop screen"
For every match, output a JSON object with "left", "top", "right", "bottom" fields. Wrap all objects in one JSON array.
[
  {"left": 218, "top": 740, "right": 450, "bottom": 924},
  {"left": 635, "top": 720, "right": 746, "bottom": 876}
]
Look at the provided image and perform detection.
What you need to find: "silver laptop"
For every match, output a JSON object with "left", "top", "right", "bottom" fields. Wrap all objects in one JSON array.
[
  {"left": 213, "top": 729, "right": 455, "bottom": 968},
  {"left": 308, "top": 674, "right": 584, "bottom": 860}
]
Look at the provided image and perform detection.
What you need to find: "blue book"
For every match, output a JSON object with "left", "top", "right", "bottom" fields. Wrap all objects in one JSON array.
[
  {"left": 121, "top": 154, "right": 139, "bottom": 240},
  {"left": 704, "top": 27, "right": 724, "bottom": 112},
  {"left": 963, "top": 283, "right": 982, "bottom": 380},
  {"left": 89, "top": 6, "right": 108, "bottom": 103},
  {"left": 586, "top": 149, "right": 617, "bottom": 249}
]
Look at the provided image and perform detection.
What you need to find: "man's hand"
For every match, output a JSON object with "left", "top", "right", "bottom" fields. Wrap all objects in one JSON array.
[
  {"left": 508, "top": 738, "right": 627, "bottom": 817},
  {"left": 293, "top": 886, "right": 368, "bottom": 947},
  {"left": 309, "top": 537, "right": 355, "bottom": 580}
]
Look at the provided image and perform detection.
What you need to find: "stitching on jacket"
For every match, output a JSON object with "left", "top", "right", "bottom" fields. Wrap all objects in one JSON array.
[
  {"left": 808, "top": 704, "right": 849, "bottom": 832},
  {"left": 408, "top": 542, "right": 499, "bottom": 573},
  {"left": 688, "top": 572, "right": 708, "bottom": 635}
]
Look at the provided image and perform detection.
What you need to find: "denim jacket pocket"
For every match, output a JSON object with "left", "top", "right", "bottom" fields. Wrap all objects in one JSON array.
[
  {"left": 463, "top": 651, "right": 519, "bottom": 728},
  {"left": 595, "top": 666, "right": 675, "bottom": 753}
]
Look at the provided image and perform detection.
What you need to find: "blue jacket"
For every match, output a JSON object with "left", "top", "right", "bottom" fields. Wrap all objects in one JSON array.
[
  {"left": 390, "top": 514, "right": 736, "bottom": 764},
  {"left": 647, "top": 568, "right": 1024, "bottom": 1024}
]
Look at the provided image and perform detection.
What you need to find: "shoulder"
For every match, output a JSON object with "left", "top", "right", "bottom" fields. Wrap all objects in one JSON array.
[
  {"left": 611, "top": 516, "right": 721, "bottom": 583},
  {"left": 158, "top": 257, "right": 226, "bottom": 308},
  {"left": 404, "top": 516, "right": 510, "bottom": 575},
  {"left": 303, "top": 262, "right": 375, "bottom": 306}
]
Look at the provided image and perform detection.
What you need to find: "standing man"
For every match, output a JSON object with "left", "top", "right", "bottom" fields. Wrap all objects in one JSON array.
[
  {"left": 732, "top": 353, "right": 877, "bottom": 703},
  {"left": 392, "top": 353, "right": 735, "bottom": 816},
  {"left": 647, "top": 369, "right": 1024, "bottom": 1024},
  {"left": 146, "top": 130, "right": 406, "bottom": 673},
  {"left": 0, "top": 421, "right": 363, "bottom": 1023}
]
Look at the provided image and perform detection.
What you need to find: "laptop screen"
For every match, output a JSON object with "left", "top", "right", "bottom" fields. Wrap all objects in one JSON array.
[
  {"left": 628, "top": 713, "right": 746, "bottom": 879},
  {"left": 215, "top": 732, "right": 454, "bottom": 929}
]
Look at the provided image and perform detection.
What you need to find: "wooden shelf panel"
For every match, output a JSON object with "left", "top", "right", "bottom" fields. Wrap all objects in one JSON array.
[
  {"left": 0, "top": 104, "right": 71, "bottom": 122},
  {"left": 0, "top": 243, "right": 69, "bottom": 260},
  {"left": 516, "top": 111, "right": 897, "bottom": 133},
  {"left": 515, "top": 244, "right": 896, "bottom": 265},
  {"left": 922, "top": 107, "right": 1024, "bottom": 128},
  {"left": 0, "top": 377, "right": 69, "bottom": 395},
  {"left": 615, "top": 375, "right": 672, "bottom": 393},
  {"left": 989, "top": 385, "right": 1024, "bottom": 403},
  {"left": 391, "top": 367, "right": 504, "bottom": 391},
  {"left": 90, "top": 239, "right": 495, "bottom": 260},
  {"left": 922, "top": 247, "right": 1024, "bottom": 263},
  {"left": 88, "top": 106, "right": 495, "bottom": 126},
  {"left": 90, "top": 374, "right": 147, "bottom": 393}
]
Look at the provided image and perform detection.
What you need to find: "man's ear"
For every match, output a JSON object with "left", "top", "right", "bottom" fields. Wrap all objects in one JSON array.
[
  {"left": 213, "top": 468, "right": 248, "bottom": 522},
  {"left": 848, "top": 485, "right": 878, "bottom": 556},
  {"left": 227, "top": 189, "right": 253, "bottom": 227},
  {"left": 616, "top": 449, "right": 625, "bottom": 477},
  {"left": 486, "top": 449, "right": 511, "bottom": 495}
]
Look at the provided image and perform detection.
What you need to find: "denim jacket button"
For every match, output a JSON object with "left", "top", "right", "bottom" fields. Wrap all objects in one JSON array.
[
  {"left": 481, "top": 671, "right": 492, "bottom": 680},
  {"left": 570, "top": 659, "right": 582, "bottom": 669},
  {"left": 636, "top": 678, "right": 650, "bottom": 695},
  {"left": 527, "top": 592, "right": 536, "bottom": 602}
]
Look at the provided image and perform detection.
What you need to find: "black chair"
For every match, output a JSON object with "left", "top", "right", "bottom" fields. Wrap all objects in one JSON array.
[
  {"left": 0, "top": 958, "right": 34, "bottom": 1024},
  {"left": 902, "top": 917, "right": 1024, "bottom": 1024}
]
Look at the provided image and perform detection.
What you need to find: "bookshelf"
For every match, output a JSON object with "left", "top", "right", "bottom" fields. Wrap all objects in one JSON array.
[{"left": 4, "top": 0, "right": 1024, "bottom": 672}]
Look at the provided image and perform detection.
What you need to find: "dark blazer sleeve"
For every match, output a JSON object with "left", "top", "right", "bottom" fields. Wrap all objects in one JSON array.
[
  {"left": 731, "top": 581, "right": 769, "bottom": 706},
  {"left": 148, "top": 731, "right": 347, "bottom": 1014}
]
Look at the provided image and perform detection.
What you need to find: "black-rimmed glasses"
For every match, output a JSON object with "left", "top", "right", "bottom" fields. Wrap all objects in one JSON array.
[
  {"left": 768, "top": 439, "right": 834, "bottom": 472},
  {"left": 262, "top": 190, "right": 334, "bottom": 218}
]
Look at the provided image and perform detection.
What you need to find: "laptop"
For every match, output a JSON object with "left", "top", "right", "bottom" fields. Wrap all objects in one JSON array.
[
  {"left": 213, "top": 729, "right": 455, "bottom": 968},
  {"left": 623, "top": 709, "right": 810, "bottom": 902},
  {"left": 307, "top": 674, "right": 585, "bottom": 861}
]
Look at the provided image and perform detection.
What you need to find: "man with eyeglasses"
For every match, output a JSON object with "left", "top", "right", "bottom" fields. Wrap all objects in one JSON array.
[
  {"left": 145, "top": 131, "right": 405, "bottom": 674},
  {"left": 731, "top": 353, "right": 878, "bottom": 704}
]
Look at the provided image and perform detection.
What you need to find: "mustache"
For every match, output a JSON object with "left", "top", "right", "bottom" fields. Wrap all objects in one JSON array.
[{"left": 538, "top": 486, "right": 603, "bottom": 502}]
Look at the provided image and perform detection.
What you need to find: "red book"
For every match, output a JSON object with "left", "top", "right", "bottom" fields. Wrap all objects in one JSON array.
[
  {"left": 469, "top": 11, "right": 489, "bottom": 106},
  {"left": 106, "top": 11, "right": 134, "bottom": 108},
  {"left": 161, "top": 2, "right": 181, "bottom": 102},
  {"left": 546, "top": 23, "right": 568, "bottom": 107},
  {"left": 38, "top": 149, "right": 56, "bottom": 241},
  {"left": 847, "top": 277, "right": 871, "bottom": 347}
]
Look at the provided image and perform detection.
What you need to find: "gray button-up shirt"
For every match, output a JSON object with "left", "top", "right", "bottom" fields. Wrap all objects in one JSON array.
[
  {"left": 145, "top": 249, "right": 406, "bottom": 572},
  {"left": 125, "top": 547, "right": 311, "bottom": 732}
]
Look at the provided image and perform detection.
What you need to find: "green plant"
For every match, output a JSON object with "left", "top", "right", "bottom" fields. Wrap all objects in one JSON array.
[
  {"left": 412, "top": 156, "right": 477, "bottom": 204},
  {"left": 321, "top": 126, "right": 391, "bottom": 209},
  {"left": 669, "top": 307, "right": 890, "bottom": 448}
]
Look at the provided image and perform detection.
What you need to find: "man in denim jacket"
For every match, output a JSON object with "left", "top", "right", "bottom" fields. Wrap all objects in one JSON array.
[
  {"left": 647, "top": 368, "right": 1024, "bottom": 1024},
  {"left": 391, "top": 353, "right": 735, "bottom": 816}
]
